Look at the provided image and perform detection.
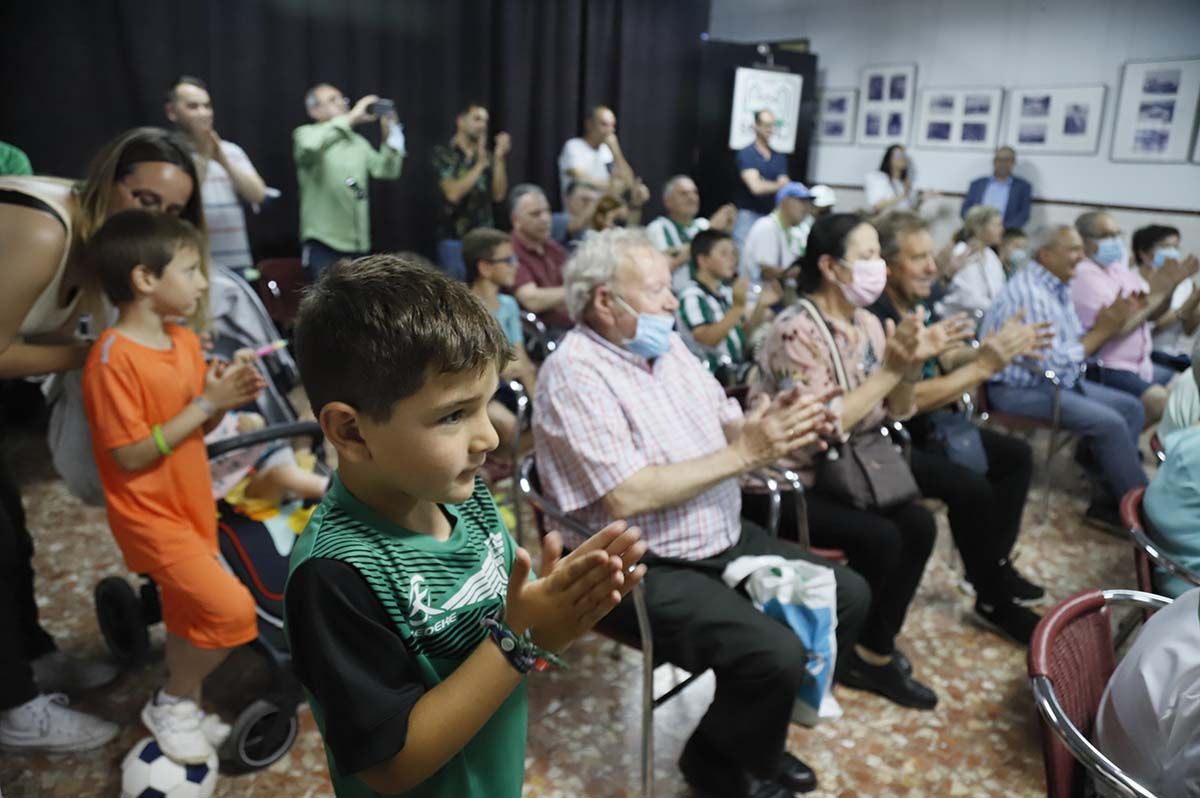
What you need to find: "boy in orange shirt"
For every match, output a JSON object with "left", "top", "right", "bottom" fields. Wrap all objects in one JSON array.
[{"left": 82, "top": 210, "right": 266, "bottom": 764}]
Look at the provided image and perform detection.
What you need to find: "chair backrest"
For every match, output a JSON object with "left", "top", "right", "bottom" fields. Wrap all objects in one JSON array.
[
  {"left": 1120, "top": 486, "right": 1200, "bottom": 592},
  {"left": 255, "top": 258, "right": 305, "bottom": 330},
  {"left": 1027, "top": 589, "right": 1169, "bottom": 798},
  {"left": 517, "top": 456, "right": 592, "bottom": 542}
]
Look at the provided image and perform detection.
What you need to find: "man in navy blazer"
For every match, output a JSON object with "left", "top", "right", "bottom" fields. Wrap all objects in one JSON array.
[{"left": 961, "top": 146, "right": 1032, "bottom": 230}]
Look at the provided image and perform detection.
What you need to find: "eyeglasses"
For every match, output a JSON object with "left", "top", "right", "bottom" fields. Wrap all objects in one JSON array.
[{"left": 485, "top": 256, "right": 518, "bottom": 265}]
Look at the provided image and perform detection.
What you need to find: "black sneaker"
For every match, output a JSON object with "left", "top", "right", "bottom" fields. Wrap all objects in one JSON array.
[
  {"left": 1000, "top": 560, "right": 1047, "bottom": 607},
  {"left": 974, "top": 596, "right": 1040, "bottom": 645},
  {"left": 679, "top": 732, "right": 750, "bottom": 798},
  {"left": 839, "top": 650, "right": 938, "bottom": 710},
  {"left": 1084, "top": 499, "right": 1124, "bottom": 536}
]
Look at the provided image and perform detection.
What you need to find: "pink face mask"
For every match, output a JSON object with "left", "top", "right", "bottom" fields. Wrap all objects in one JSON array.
[{"left": 838, "top": 257, "right": 888, "bottom": 307}]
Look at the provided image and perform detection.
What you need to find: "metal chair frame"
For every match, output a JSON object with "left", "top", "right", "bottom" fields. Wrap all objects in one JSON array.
[
  {"left": 1149, "top": 432, "right": 1166, "bottom": 465},
  {"left": 517, "top": 456, "right": 789, "bottom": 798},
  {"left": 1028, "top": 588, "right": 1172, "bottom": 798},
  {"left": 1119, "top": 487, "right": 1200, "bottom": 592}
]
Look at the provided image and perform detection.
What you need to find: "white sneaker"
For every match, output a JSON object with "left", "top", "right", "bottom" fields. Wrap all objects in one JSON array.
[
  {"left": 141, "top": 697, "right": 214, "bottom": 764},
  {"left": 0, "top": 693, "right": 119, "bottom": 753},
  {"left": 197, "top": 709, "right": 231, "bottom": 748},
  {"left": 31, "top": 650, "right": 120, "bottom": 692}
]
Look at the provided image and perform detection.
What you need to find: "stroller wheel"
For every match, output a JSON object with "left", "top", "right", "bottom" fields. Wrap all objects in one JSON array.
[
  {"left": 93, "top": 576, "right": 150, "bottom": 666},
  {"left": 222, "top": 696, "right": 299, "bottom": 773}
]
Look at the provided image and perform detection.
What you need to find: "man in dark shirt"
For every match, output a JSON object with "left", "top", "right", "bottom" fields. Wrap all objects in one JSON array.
[
  {"left": 732, "top": 109, "right": 790, "bottom": 246},
  {"left": 509, "top": 184, "right": 571, "bottom": 335},
  {"left": 432, "top": 102, "right": 511, "bottom": 281}
]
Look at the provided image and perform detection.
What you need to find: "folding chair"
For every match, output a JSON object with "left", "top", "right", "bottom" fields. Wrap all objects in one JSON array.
[
  {"left": 1119, "top": 486, "right": 1200, "bottom": 594},
  {"left": 1149, "top": 432, "right": 1166, "bottom": 465},
  {"left": 517, "top": 457, "right": 787, "bottom": 798},
  {"left": 521, "top": 311, "right": 559, "bottom": 364},
  {"left": 975, "top": 362, "right": 1085, "bottom": 518},
  {"left": 1028, "top": 588, "right": 1171, "bottom": 798}
]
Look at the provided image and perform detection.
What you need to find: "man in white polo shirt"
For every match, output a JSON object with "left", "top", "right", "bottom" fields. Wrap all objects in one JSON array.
[
  {"left": 558, "top": 105, "right": 639, "bottom": 198},
  {"left": 165, "top": 75, "right": 268, "bottom": 279}
]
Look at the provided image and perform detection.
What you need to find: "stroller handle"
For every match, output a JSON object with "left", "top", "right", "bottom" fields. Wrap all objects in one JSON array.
[{"left": 206, "top": 421, "right": 324, "bottom": 459}]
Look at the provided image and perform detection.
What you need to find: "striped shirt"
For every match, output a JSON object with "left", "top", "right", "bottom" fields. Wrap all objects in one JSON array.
[
  {"left": 201, "top": 141, "right": 257, "bottom": 271},
  {"left": 646, "top": 215, "right": 711, "bottom": 293},
  {"left": 980, "top": 259, "right": 1085, "bottom": 389},
  {"left": 532, "top": 325, "right": 743, "bottom": 560},
  {"left": 677, "top": 275, "right": 746, "bottom": 372}
]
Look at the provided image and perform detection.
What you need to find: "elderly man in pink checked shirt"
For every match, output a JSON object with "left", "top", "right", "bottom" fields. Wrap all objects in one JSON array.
[
  {"left": 531, "top": 227, "right": 871, "bottom": 798},
  {"left": 1072, "top": 211, "right": 1197, "bottom": 426}
]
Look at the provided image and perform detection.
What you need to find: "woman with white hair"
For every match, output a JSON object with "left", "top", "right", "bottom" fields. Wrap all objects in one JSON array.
[{"left": 938, "top": 205, "right": 1008, "bottom": 324}]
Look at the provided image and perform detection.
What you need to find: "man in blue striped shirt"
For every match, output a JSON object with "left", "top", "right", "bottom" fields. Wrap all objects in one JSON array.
[{"left": 981, "top": 225, "right": 1148, "bottom": 530}]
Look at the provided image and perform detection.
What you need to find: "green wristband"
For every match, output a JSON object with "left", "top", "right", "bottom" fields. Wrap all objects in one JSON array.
[{"left": 151, "top": 424, "right": 171, "bottom": 457}]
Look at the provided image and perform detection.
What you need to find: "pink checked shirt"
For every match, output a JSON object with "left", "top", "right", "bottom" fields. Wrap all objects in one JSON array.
[
  {"left": 533, "top": 325, "right": 744, "bottom": 560},
  {"left": 1070, "top": 257, "right": 1153, "bottom": 382}
]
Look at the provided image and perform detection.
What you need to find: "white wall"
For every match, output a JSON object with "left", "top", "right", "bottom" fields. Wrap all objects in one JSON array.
[{"left": 709, "top": 0, "right": 1200, "bottom": 228}]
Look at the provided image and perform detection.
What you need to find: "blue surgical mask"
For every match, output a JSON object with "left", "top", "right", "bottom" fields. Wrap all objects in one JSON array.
[
  {"left": 1152, "top": 247, "right": 1182, "bottom": 269},
  {"left": 1094, "top": 236, "right": 1125, "bottom": 267},
  {"left": 614, "top": 295, "right": 674, "bottom": 359}
]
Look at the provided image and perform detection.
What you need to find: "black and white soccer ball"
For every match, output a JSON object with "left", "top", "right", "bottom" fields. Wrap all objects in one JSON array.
[{"left": 121, "top": 736, "right": 218, "bottom": 798}]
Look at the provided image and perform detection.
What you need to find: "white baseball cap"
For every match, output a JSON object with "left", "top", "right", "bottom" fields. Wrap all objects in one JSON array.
[{"left": 810, "top": 184, "right": 837, "bottom": 209}]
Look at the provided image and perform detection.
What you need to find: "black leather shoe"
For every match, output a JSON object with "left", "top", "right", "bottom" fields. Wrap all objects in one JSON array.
[
  {"left": 747, "top": 778, "right": 793, "bottom": 798},
  {"left": 893, "top": 648, "right": 913, "bottom": 676},
  {"left": 679, "top": 732, "right": 750, "bottom": 797},
  {"left": 839, "top": 650, "right": 939, "bottom": 710},
  {"left": 776, "top": 751, "right": 817, "bottom": 793}
]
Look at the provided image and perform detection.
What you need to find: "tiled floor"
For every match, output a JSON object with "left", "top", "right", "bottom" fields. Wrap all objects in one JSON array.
[{"left": 0, "top": 423, "right": 1143, "bottom": 798}]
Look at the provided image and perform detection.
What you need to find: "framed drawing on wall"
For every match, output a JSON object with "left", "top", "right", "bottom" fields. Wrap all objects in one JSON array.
[
  {"left": 914, "top": 87, "right": 1003, "bottom": 150},
  {"left": 858, "top": 64, "right": 916, "bottom": 146},
  {"left": 815, "top": 88, "right": 857, "bottom": 145},
  {"left": 1111, "top": 57, "right": 1200, "bottom": 163},
  {"left": 1003, "top": 85, "right": 1106, "bottom": 154},
  {"left": 728, "top": 67, "right": 804, "bottom": 153}
]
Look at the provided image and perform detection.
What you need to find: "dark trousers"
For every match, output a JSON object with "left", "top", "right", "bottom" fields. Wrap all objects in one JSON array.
[
  {"left": 598, "top": 521, "right": 869, "bottom": 780},
  {"left": 0, "top": 429, "right": 56, "bottom": 710},
  {"left": 744, "top": 492, "right": 935, "bottom": 657},
  {"left": 908, "top": 427, "right": 1033, "bottom": 599},
  {"left": 301, "top": 239, "right": 365, "bottom": 282}
]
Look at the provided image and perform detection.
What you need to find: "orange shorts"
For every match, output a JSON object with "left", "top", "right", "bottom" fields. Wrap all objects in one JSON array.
[{"left": 152, "top": 555, "right": 257, "bottom": 650}]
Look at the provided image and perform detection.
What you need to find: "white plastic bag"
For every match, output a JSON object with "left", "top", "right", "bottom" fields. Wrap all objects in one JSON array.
[
  {"left": 43, "top": 369, "right": 105, "bottom": 507},
  {"left": 723, "top": 555, "right": 842, "bottom": 726}
]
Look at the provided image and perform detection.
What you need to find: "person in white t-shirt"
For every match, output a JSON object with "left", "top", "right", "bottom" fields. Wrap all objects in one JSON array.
[
  {"left": 557, "top": 105, "right": 639, "bottom": 200},
  {"left": 739, "top": 182, "right": 812, "bottom": 287},
  {"left": 165, "top": 76, "right": 267, "bottom": 278},
  {"left": 644, "top": 175, "right": 736, "bottom": 291},
  {"left": 939, "top": 205, "right": 1008, "bottom": 324},
  {"left": 1093, "top": 586, "right": 1200, "bottom": 798}
]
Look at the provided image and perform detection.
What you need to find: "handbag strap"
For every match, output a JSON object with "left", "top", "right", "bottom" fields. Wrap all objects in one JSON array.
[{"left": 796, "top": 298, "right": 849, "bottom": 391}]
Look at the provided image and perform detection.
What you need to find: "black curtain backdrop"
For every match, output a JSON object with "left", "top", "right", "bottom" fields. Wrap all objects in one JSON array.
[{"left": 0, "top": 0, "right": 713, "bottom": 261}]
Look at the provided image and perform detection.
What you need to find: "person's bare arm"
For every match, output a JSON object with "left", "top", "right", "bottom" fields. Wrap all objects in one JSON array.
[
  {"left": 0, "top": 207, "right": 92, "bottom": 379},
  {"left": 514, "top": 284, "right": 566, "bottom": 314},
  {"left": 439, "top": 158, "right": 489, "bottom": 205},
  {"left": 739, "top": 169, "right": 789, "bottom": 196},
  {"left": 211, "top": 135, "right": 267, "bottom": 205}
]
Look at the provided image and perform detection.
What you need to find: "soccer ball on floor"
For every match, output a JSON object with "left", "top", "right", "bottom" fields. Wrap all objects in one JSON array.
[{"left": 121, "top": 736, "right": 218, "bottom": 798}]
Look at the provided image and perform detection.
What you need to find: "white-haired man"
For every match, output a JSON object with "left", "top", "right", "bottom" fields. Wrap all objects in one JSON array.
[
  {"left": 532, "top": 227, "right": 870, "bottom": 798},
  {"left": 644, "top": 175, "right": 736, "bottom": 291}
]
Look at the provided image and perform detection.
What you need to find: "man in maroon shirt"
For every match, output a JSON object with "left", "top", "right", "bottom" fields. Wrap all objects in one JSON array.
[{"left": 510, "top": 184, "right": 572, "bottom": 334}]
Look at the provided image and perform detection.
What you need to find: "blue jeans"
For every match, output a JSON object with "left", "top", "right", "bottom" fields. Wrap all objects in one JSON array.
[
  {"left": 302, "top": 239, "right": 363, "bottom": 282},
  {"left": 732, "top": 209, "right": 761, "bottom": 249},
  {"left": 436, "top": 239, "right": 466, "bottom": 282},
  {"left": 987, "top": 379, "right": 1148, "bottom": 501},
  {"left": 1086, "top": 363, "right": 1174, "bottom": 397}
]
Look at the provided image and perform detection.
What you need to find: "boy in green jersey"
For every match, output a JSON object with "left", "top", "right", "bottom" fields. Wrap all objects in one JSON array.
[{"left": 284, "top": 254, "right": 646, "bottom": 797}]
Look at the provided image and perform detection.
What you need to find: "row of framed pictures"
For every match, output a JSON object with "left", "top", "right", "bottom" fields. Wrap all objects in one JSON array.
[{"left": 815, "top": 57, "right": 1200, "bottom": 163}]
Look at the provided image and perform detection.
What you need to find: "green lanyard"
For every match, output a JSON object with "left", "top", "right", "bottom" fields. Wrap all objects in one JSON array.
[{"left": 772, "top": 210, "right": 801, "bottom": 254}]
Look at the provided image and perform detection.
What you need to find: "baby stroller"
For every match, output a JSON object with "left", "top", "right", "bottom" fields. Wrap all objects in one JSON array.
[{"left": 93, "top": 419, "right": 325, "bottom": 772}]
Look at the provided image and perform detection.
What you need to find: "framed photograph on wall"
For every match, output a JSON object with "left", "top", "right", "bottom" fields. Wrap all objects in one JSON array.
[
  {"left": 914, "top": 87, "right": 1003, "bottom": 150},
  {"left": 1003, "top": 85, "right": 1106, "bottom": 154},
  {"left": 815, "top": 88, "right": 857, "bottom": 145},
  {"left": 1111, "top": 57, "right": 1200, "bottom": 163},
  {"left": 858, "top": 63, "right": 916, "bottom": 146}
]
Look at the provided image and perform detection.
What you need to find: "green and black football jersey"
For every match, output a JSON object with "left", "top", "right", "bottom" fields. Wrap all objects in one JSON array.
[{"left": 285, "top": 473, "right": 527, "bottom": 798}]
